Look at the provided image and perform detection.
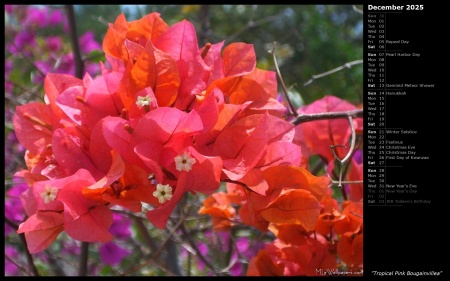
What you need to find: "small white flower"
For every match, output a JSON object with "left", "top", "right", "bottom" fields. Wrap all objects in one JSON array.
[
  {"left": 174, "top": 151, "right": 196, "bottom": 172},
  {"left": 136, "top": 94, "right": 154, "bottom": 107},
  {"left": 153, "top": 184, "right": 173, "bottom": 204},
  {"left": 40, "top": 184, "right": 58, "bottom": 204}
]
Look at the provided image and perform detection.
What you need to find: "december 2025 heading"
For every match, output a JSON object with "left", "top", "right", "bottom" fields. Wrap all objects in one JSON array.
[{"left": 367, "top": 4, "right": 424, "bottom": 11}]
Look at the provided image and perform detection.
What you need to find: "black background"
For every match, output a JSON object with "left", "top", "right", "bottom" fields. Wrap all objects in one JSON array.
[{"left": 364, "top": 1, "right": 447, "bottom": 279}]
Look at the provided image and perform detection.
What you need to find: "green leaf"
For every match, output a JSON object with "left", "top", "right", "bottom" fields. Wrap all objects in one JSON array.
[
  {"left": 100, "top": 264, "right": 112, "bottom": 275},
  {"left": 84, "top": 50, "right": 106, "bottom": 63}
]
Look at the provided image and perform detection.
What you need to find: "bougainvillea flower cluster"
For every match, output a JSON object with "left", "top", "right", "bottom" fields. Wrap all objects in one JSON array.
[{"left": 13, "top": 12, "right": 363, "bottom": 275}]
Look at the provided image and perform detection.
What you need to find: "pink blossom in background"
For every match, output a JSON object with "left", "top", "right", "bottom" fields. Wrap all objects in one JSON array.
[
  {"left": 60, "top": 239, "right": 81, "bottom": 256},
  {"left": 4, "top": 59, "right": 13, "bottom": 78},
  {"left": 195, "top": 243, "right": 209, "bottom": 271},
  {"left": 4, "top": 178, "right": 27, "bottom": 236},
  {"left": 229, "top": 237, "right": 265, "bottom": 275},
  {"left": 4, "top": 117, "right": 26, "bottom": 174},
  {"left": 24, "top": 6, "right": 65, "bottom": 27},
  {"left": 33, "top": 60, "right": 54, "bottom": 76},
  {"left": 99, "top": 242, "right": 131, "bottom": 266},
  {"left": 79, "top": 31, "right": 102, "bottom": 54},
  {"left": 26, "top": 6, "right": 48, "bottom": 28},
  {"left": 5, "top": 245, "right": 20, "bottom": 276},
  {"left": 5, "top": 4, "right": 13, "bottom": 14},
  {"left": 4, "top": 60, "right": 14, "bottom": 97},
  {"left": 8, "top": 30, "right": 36, "bottom": 56},
  {"left": 46, "top": 36, "right": 63, "bottom": 53},
  {"left": 33, "top": 53, "right": 75, "bottom": 78},
  {"left": 109, "top": 213, "right": 132, "bottom": 239},
  {"left": 33, "top": 52, "right": 100, "bottom": 84},
  {"left": 179, "top": 230, "right": 265, "bottom": 275},
  {"left": 6, "top": 5, "right": 102, "bottom": 88},
  {"left": 48, "top": 8, "right": 64, "bottom": 26},
  {"left": 353, "top": 148, "right": 363, "bottom": 164},
  {"left": 237, "top": 237, "right": 265, "bottom": 261}
]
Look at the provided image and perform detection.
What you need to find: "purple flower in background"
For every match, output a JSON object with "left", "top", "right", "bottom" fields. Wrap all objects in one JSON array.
[
  {"left": 276, "top": 92, "right": 285, "bottom": 103},
  {"left": 196, "top": 243, "right": 209, "bottom": 271},
  {"left": 4, "top": 178, "right": 28, "bottom": 236},
  {"left": 8, "top": 30, "right": 36, "bottom": 55},
  {"left": 185, "top": 230, "right": 266, "bottom": 275},
  {"left": 63, "top": 17, "right": 70, "bottom": 33},
  {"left": 215, "top": 231, "right": 231, "bottom": 252},
  {"left": 61, "top": 240, "right": 81, "bottom": 256},
  {"left": 33, "top": 52, "right": 100, "bottom": 84},
  {"left": 79, "top": 31, "right": 102, "bottom": 54},
  {"left": 237, "top": 237, "right": 264, "bottom": 260},
  {"left": 32, "top": 61, "right": 53, "bottom": 84},
  {"left": 85, "top": 62, "right": 101, "bottom": 78},
  {"left": 229, "top": 258, "right": 243, "bottom": 275},
  {"left": 229, "top": 237, "right": 265, "bottom": 276},
  {"left": 99, "top": 242, "right": 131, "bottom": 266},
  {"left": 55, "top": 53, "right": 77, "bottom": 74},
  {"left": 5, "top": 5, "right": 13, "bottom": 14},
  {"left": 5, "top": 60, "right": 13, "bottom": 79},
  {"left": 5, "top": 245, "right": 20, "bottom": 276},
  {"left": 109, "top": 213, "right": 132, "bottom": 239},
  {"left": 353, "top": 148, "right": 363, "bottom": 164},
  {"left": 48, "top": 8, "right": 64, "bottom": 26},
  {"left": 33, "top": 53, "right": 75, "bottom": 83},
  {"left": 5, "top": 60, "right": 14, "bottom": 97},
  {"left": 203, "top": 230, "right": 231, "bottom": 252},
  {"left": 26, "top": 6, "right": 48, "bottom": 28},
  {"left": 34, "top": 59, "right": 53, "bottom": 73},
  {"left": 6, "top": 5, "right": 102, "bottom": 89},
  {"left": 46, "top": 36, "right": 62, "bottom": 53},
  {"left": 4, "top": 116, "right": 23, "bottom": 174},
  {"left": 180, "top": 229, "right": 268, "bottom": 275}
]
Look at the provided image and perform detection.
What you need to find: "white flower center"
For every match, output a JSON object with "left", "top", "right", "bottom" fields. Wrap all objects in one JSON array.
[
  {"left": 153, "top": 184, "right": 173, "bottom": 204},
  {"left": 40, "top": 184, "right": 58, "bottom": 204},
  {"left": 136, "top": 94, "right": 153, "bottom": 107},
  {"left": 174, "top": 151, "right": 196, "bottom": 172}
]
